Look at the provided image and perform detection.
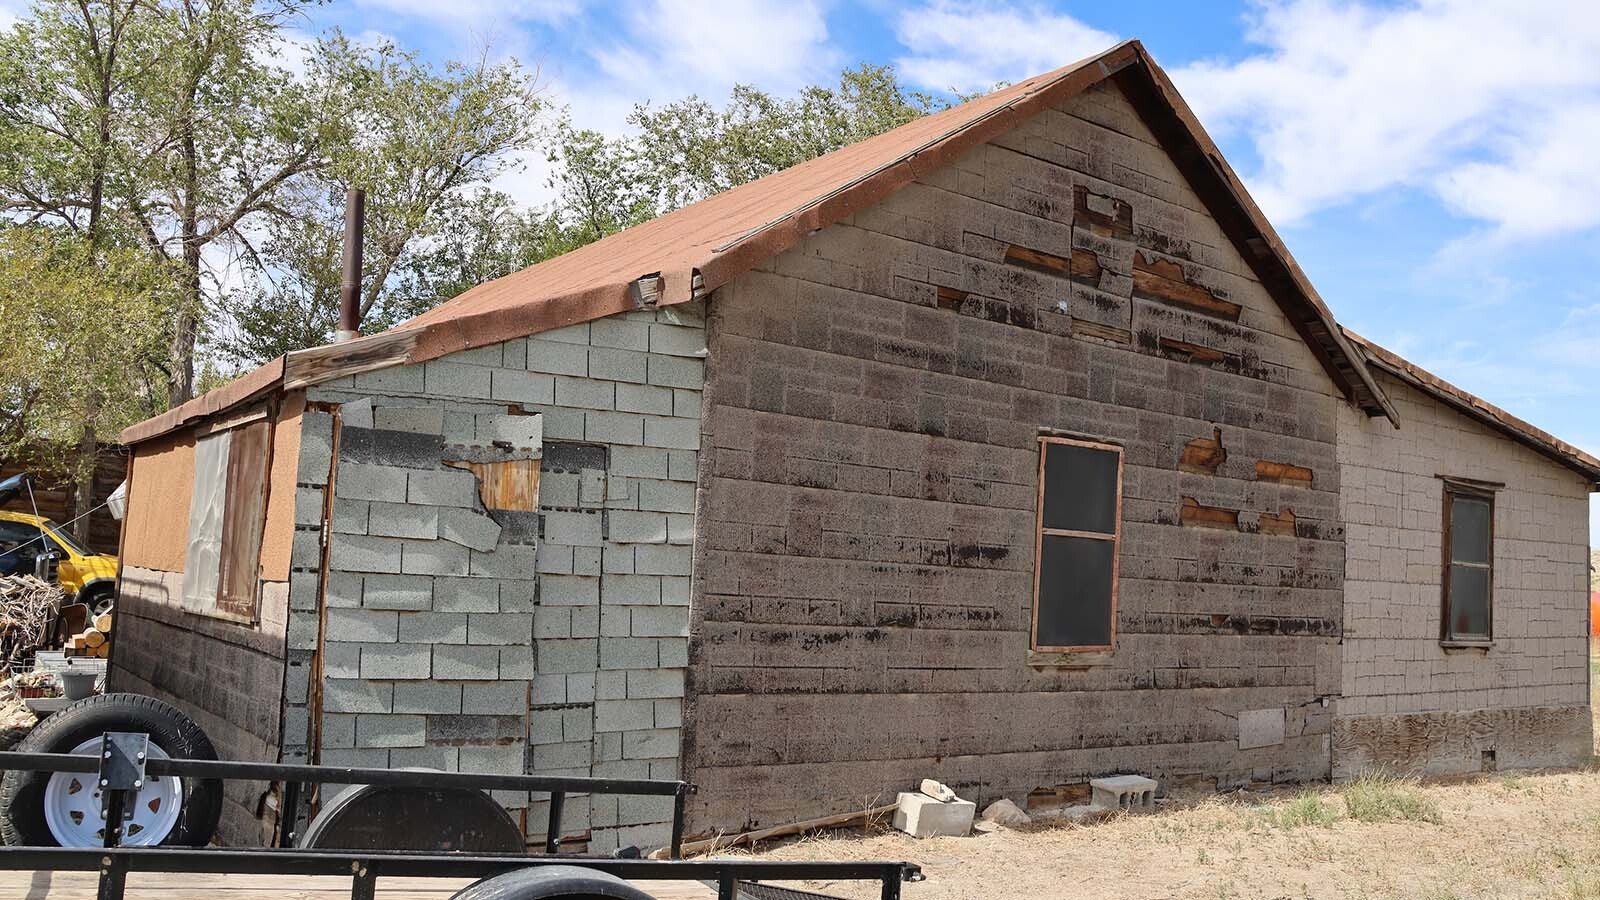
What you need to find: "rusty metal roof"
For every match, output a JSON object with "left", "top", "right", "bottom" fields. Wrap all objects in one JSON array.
[
  {"left": 1346, "top": 330, "right": 1600, "bottom": 482},
  {"left": 125, "top": 39, "right": 1396, "bottom": 444}
]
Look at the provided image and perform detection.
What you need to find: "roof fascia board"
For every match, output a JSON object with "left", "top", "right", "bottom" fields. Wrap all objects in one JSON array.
[
  {"left": 119, "top": 356, "right": 286, "bottom": 445},
  {"left": 1351, "top": 337, "right": 1600, "bottom": 483}
]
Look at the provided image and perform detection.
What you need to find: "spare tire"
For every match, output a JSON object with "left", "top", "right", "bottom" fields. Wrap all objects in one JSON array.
[
  {"left": 0, "top": 693, "right": 222, "bottom": 847},
  {"left": 450, "top": 865, "right": 659, "bottom": 900}
]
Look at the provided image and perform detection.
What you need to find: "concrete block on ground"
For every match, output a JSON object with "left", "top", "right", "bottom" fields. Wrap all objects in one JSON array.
[
  {"left": 893, "top": 791, "right": 975, "bottom": 838},
  {"left": 1090, "top": 775, "right": 1157, "bottom": 811}
]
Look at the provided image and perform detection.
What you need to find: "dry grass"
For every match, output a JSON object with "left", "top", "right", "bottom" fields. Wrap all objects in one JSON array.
[{"left": 730, "top": 768, "right": 1600, "bottom": 899}]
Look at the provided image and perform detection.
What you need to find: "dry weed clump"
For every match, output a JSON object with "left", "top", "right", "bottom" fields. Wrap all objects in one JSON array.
[
  {"left": 1262, "top": 790, "right": 1338, "bottom": 829},
  {"left": 1342, "top": 770, "right": 1443, "bottom": 824}
]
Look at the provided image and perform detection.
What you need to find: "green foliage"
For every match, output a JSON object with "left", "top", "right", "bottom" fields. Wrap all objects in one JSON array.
[
  {"left": 221, "top": 36, "right": 543, "bottom": 362},
  {"left": 2, "top": 0, "right": 949, "bottom": 395},
  {"left": 0, "top": 227, "right": 183, "bottom": 480},
  {"left": 1342, "top": 771, "right": 1443, "bottom": 824},
  {"left": 628, "top": 63, "right": 946, "bottom": 209}
]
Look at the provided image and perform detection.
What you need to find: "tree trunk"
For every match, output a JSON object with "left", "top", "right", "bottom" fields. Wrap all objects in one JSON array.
[
  {"left": 168, "top": 105, "right": 202, "bottom": 407},
  {"left": 71, "top": 394, "right": 98, "bottom": 543}
]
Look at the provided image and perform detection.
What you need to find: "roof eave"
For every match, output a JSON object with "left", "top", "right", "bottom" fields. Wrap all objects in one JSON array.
[{"left": 1348, "top": 331, "right": 1600, "bottom": 484}]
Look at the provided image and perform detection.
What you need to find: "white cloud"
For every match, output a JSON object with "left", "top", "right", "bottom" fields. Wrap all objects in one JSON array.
[
  {"left": 589, "top": 0, "right": 837, "bottom": 103},
  {"left": 891, "top": 0, "right": 1117, "bottom": 93},
  {"left": 1171, "top": 1, "right": 1600, "bottom": 239},
  {"left": 354, "top": 0, "right": 579, "bottom": 32}
]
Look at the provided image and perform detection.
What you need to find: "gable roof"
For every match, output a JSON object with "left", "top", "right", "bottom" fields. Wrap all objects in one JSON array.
[
  {"left": 124, "top": 39, "right": 1395, "bottom": 445},
  {"left": 1346, "top": 330, "right": 1600, "bottom": 482}
]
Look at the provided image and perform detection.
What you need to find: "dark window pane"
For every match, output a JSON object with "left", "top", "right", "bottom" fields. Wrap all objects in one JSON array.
[
  {"left": 1036, "top": 534, "right": 1115, "bottom": 648},
  {"left": 1448, "top": 564, "right": 1490, "bottom": 639},
  {"left": 1449, "top": 496, "right": 1491, "bottom": 564},
  {"left": 1041, "top": 443, "right": 1119, "bottom": 534}
]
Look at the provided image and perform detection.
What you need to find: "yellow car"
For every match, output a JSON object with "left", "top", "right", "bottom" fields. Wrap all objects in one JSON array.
[{"left": 0, "top": 475, "right": 118, "bottom": 614}]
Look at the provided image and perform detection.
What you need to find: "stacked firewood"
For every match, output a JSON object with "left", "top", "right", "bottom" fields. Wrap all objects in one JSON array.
[
  {"left": 0, "top": 575, "right": 61, "bottom": 668},
  {"left": 66, "top": 611, "right": 113, "bottom": 659}
]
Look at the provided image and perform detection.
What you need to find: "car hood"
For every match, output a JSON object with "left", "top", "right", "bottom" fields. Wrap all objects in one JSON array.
[{"left": 78, "top": 553, "right": 119, "bottom": 578}]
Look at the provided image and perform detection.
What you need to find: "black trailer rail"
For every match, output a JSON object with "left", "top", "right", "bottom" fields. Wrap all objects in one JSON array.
[{"left": 0, "top": 735, "right": 923, "bottom": 900}]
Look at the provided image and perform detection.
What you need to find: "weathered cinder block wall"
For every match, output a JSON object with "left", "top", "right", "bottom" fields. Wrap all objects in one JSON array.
[
  {"left": 284, "top": 304, "right": 702, "bottom": 852},
  {"left": 1334, "top": 371, "right": 1592, "bottom": 777},
  {"left": 684, "top": 81, "right": 1348, "bottom": 832}
]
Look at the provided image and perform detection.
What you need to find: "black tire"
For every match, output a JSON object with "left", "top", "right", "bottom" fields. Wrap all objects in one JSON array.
[
  {"left": 450, "top": 865, "right": 659, "bottom": 900},
  {"left": 0, "top": 692, "right": 222, "bottom": 847},
  {"left": 76, "top": 583, "right": 115, "bottom": 617}
]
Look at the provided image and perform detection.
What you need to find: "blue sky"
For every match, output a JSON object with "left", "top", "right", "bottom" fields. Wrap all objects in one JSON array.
[
  {"left": 7, "top": 0, "right": 1595, "bottom": 539},
  {"left": 305, "top": 0, "right": 1600, "bottom": 542}
]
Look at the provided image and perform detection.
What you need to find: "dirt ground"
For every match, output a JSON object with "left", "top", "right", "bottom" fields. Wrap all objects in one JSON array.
[
  {"left": 718, "top": 651, "right": 1600, "bottom": 899},
  {"left": 733, "top": 768, "right": 1600, "bottom": 899}
]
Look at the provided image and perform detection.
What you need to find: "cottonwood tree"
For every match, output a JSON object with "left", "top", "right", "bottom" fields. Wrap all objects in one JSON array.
[
  {"left": 222, "top": 37, "right": 543, "bottom": 362},
  {"left": 0, "top": 228, "right": 180, "bottom": 485},
  {"left": 628, "top": 64, "right": 946, "bottom": 209}
]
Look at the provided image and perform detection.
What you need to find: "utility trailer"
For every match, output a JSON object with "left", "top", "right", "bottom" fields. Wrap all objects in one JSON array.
[{"left": 0, "top": 723, "right": 922, "bottom": 900}]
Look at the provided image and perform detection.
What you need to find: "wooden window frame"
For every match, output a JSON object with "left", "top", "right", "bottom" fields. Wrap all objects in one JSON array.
[
  {"left": 1440, "top": 479, "right": 1495, "bottom": 645},
  {"left": 1030, "top": 436, "right": 1124, "bottom": 653},
  {"left": 182, "top": 415, "right": 274, "bottom": 625}
]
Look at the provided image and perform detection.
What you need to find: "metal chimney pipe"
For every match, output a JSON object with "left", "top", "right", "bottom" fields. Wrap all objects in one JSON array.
[{"left": 336, "top": 187, "right": 365, "bottom": 342}]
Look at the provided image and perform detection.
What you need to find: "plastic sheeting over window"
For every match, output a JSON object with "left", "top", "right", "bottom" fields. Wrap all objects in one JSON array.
[
  {"left": 182, "top": 430, "right": 231, "bottom": 612},
  {"left": 181, "top": 418, "right": 273, "bottom": 622}
]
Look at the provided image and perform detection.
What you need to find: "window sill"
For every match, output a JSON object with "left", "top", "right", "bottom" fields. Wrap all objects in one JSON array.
[
  {"left": 1027, "top": 648, "right": 1114, "bottom": 669},
  {"left": 1440, "top": 639, "right": 1493, "bottom": 652}
]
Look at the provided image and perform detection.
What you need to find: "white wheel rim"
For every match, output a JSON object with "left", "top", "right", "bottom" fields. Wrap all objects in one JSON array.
[{"left": 42, "top": 738, "right": 183, "bottom": 847}]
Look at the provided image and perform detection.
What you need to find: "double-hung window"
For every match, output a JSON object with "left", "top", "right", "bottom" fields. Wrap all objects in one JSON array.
[
  {"left": 1031, "top": 437, "right": 1124, "bottom": 652},
  {"left": 1441, "top": 480, "right": 1494, "bottom": 643}
]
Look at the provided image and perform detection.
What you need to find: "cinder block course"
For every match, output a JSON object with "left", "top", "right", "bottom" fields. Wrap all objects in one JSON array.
[
  {"left": 324, "top": 679, "right": 393, "bottom": 714},
  {"left": 397, "top": 612, "right": 468, "bottom": 644},
  {"left": 401, "top": 539, "right": 470, "bottom": 576},
  {"left": 462, "top": 681, "right": 528, "bottom": 715},
  {"left": 490, "top": 369, "right": 555, "bottom": 405},
  {"left": 374, "top": 405, "right": 446, "bottom": 434},
  {"left": 467, "top": 613, "right": 534, "bottom": 645},
  {"left": 608, "top": 511, "right": 668, "bottom": 544},
  {"left": 610, "top": 447, "right": 669, "bottom": 480},
  {"left": 406, "top": 469, "right": 479, "bottom": 507},
  {"left": 326, "top": 608, "right": 399, "bottom": 643},
  {"left": 432, "top": 576, "right": 499, "bottom": 612},
  {"left": 432, "top": 644, "right": 501, "bottom": 681},
  {"left": 360, "top": 574, "right": 433, "bottom": 610},
  {"left": 393, "top": 680, "right": 463, "bottom": 715},
  {"left": 423, "top": 361, "right": 491, "bottom": 398},
  {"left": 525, "top": 340, "right": 589, "bottom": 376},
  {"left": 537, "top": 639, "right": 598, "bottom": 674},
  {"left": 439, "top": 507, "right": 503, "bottom": 552},
  {"left": 588, "top": 348, "right": 648, "bottom": 384},
  {"left": 360, "top": 643, "right": 432, "bottom": 680},
  {"left": 367, "top": 501, "right": 439, "bottom": 539},
  {"left": 545, "top": 511, "right": 603, "bottom": 546},
  {"left": 629, "top": 608, "right": 687, "bottom": 638},
  {"left": 599, "top": 638, "right": 658, "bottom": 671},
  {"left": 594, "top": 700, "right": 655, "bottom": 733},
  {"left": 356, "top": 714, "right": 427, "bottom": 748},
  {"left": 335, "top": 465, "right": 408, "bottom": 502},
  {"left": 329, "top": 535, "right": 403, "bottom": 574}
]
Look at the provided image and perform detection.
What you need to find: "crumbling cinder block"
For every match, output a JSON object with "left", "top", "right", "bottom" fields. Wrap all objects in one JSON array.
[{"left": 893, "top": 791, "right": 976, "bottom": 838}]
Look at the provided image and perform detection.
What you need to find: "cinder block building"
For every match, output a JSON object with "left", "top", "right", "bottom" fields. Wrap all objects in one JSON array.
[{"left": 109, "top": 40, "right": 1597, "bottom": 849}]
